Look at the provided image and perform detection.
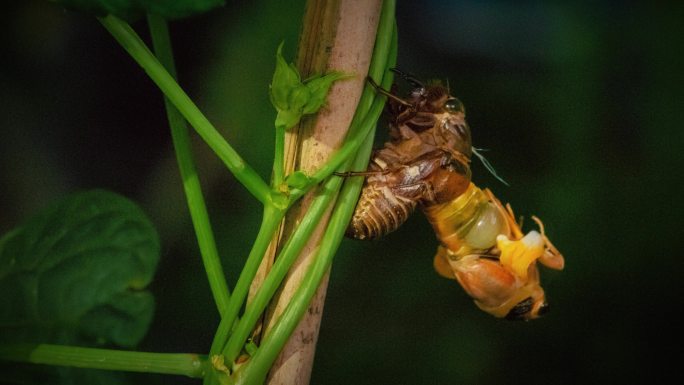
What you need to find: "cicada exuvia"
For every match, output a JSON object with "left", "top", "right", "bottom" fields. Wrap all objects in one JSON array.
[
  {"left": 343, "top": 70, "right": 564, "bottom": 320},
  {"left": 345, "top": 70, "right": 472, "bottom": 239}
]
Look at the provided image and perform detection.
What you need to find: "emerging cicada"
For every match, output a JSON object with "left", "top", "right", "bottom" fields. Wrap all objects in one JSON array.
[
  {"left": 427, "top": 184, "right": 564, "bottom": 320},
  {"left": 344, "top": 70, "right": 564, "bottom": 320}
]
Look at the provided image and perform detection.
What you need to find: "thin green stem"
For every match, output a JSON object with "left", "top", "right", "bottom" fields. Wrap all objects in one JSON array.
[
  {"left": 235, "top": 105, "right": 383, "bottom": 385},
  {"left": 98, "top": 14, "right": 272, "bottom": 205},
  {"left": 233, "top": 139, "right": 370, "bottom": 385},
  {"left": 235, "top": 7, "right": 398, "bottom": 384},
  {"left": 220, "top": 4, "right": 397, "bottom": 367},
  {"left": 207, "top": 205, "right": 285, "bottom": 357},
  {"left": 146, "top": 14, "right": 231, "bottom": 316},
  {"left": 221, "top": 174, "right": 344, "bottom": 365},
  {"left": 288, "top": 0, "right": 398, "bottom": 199},
  {"left": 0, "top": 344, "right": 207, "bottom": 378},
  {"left": 272, "top": 125, "right": 285, "bottom": 188}
]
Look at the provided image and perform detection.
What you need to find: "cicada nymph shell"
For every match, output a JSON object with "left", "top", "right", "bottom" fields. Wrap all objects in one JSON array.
[{"left": 347, "top": 74, "right": 472, "bottom": 239}]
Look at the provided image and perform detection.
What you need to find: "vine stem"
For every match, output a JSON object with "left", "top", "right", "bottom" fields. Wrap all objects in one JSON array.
[
  {"left": 206, "top": 205, "right": 285, "bottom": 356},
  {"left": 219, "top": 24, "right": 395, "bottom": 377},
  {"left": 221, "top": 171, "right": 343, "bottom": 365},
  {"left": 273, "top": 125, "right": 286, "bottom": 189},
  {"left": 0, "top": 344, "right": 208, "bottom": 378},
  {"left": 221, "top": 73, "right": 391, "bottom": 380},
  {"left": 98, "top": 15, "right": 272, "bottom": 205},
  {"left": 235, "top": 136, "right": 371, "bottom": 385},
  {"left": 146, "top": 14, "right": 231, "bottom": 316},
  {"left": 243, "top": 1, "right": 393, "bottom": 384},
  {"left": 238, "top": 18, "right": 397, "bottom": 385}
]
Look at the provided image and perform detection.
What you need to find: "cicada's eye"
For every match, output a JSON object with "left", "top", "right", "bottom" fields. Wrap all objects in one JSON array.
[
  {"left": 444, "top": 97, "right": 465, "bottom": 113},
  {"left": 505, "top": 297, "right": 534, "bottom": 320},
  {"left": 535, "top": 301, "right": 551, "bottom": 316}
]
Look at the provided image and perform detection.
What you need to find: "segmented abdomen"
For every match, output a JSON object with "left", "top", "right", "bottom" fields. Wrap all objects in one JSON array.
[{"left": 346, "top": 181, "right": 417, "bottom": 240}]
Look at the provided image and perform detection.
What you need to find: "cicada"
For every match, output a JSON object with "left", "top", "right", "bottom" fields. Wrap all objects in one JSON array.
[
  {"left": 343, "top": 70, "right": 564, "bottom": 320},
  {"left": 427, "top": 183, "right": 564, "bottom": 320}
]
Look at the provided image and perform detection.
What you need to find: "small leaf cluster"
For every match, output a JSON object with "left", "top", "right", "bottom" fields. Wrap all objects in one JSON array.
[{"left": 270, "top": 42, "right": 349, "bottom": 130}]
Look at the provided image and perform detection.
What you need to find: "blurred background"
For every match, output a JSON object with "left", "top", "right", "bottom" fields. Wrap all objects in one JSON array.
[{"left": 2, "top": 1, "right": 683, "bottom": 384}]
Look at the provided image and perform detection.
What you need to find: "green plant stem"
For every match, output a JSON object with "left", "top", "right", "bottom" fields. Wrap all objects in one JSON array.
[
  {"left": 207, "top": 205, "right": 285, "bottom": 358},
  {"left": 204, "top": 206, "right": 285, "bottom": 385},
  {"left": 146, "top": 14, "right": 231, "bottom": 316},
  {"left": 220, "top": 11, "right": 399, "bottom": 360},
  {"left": 98, "top": 14, "right": 272, "bottom": 205},
  {"left": 272, "top": 125, "right": 285, "bottom": 189},
  {"left": 235, "top": 9, "right": 397, "bottom": 385},
  {"left": 220, "top": 29, "right": 396, "bottom": 371},
  {"left": 234, "top": 132, "right": 374, "bottom": 385},
  {"left": 220, "top": 174, "right": 343, "bottom": 365},
  {"left": 0, "top": 344, "right": 207, "bottom": 378},
  {"left": 288, "top": 0, "right": 398, "bottom": 200}
]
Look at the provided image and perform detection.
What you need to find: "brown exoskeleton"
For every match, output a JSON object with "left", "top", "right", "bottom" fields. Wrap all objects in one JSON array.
[
  {"left": 342, "top": 70, "right": 564, "bottom": 320},
  {"left": 344, "top": 71, "right": 473, "bottom": 239}
]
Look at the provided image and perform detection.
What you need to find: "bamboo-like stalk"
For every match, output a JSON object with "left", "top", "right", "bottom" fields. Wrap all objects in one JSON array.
[{"left": 246, "top": 1, "right": 383, "bottom": 384}]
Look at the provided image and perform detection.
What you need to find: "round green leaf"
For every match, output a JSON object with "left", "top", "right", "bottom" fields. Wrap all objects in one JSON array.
[
  {"left": 0, "top": 190, "right": 160, "bottom": 348},
  {"left": 302, "top": 72, "right": 350, "bottom": 114}
]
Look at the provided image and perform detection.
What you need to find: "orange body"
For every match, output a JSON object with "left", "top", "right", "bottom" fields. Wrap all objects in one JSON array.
[{"left": 427, "top": 184, "right": 564, "bottom": 319}]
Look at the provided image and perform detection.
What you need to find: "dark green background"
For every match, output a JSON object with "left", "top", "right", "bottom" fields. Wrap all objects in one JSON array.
[{"left": 2, "top": 1, "right": 682, "bottom": 384}]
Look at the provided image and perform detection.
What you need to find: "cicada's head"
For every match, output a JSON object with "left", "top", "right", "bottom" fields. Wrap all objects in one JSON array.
[
  {"left": 388, "top": 69, "right": 472, "bottom": 160},
  {"left": 420, "top": 83, "right": 472, "bottom": 158},
  {"left": 438, "top": 94, "right": 472, "bottom": 160},
  {"left": 506, "top": 288, "right": 552, "bottom": 321}
]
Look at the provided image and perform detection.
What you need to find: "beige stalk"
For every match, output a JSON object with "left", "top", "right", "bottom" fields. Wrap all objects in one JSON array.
[{"left": 246, "top": 0, "right": 383, "bottom": 384}]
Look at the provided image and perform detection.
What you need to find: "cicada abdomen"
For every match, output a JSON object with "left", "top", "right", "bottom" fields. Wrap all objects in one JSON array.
[
  {"left": 346, "top": 166, "right": 417, "bottom": 240},
  {"left": 346, "top": 73, "right": 473, "bottom": 239},
  {"left": 425, "top": 183, "right": 565, "bottom": 320},
  {"left": 347, "top": 149, "right": 470, "bottom": 239}
]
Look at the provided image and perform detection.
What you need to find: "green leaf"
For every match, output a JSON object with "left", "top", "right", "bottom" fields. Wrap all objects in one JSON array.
[
  {"left": 0, "top": 190, "right": 160, "bottom": 348},
  {"left": 270, "top": 42, "right": 304, "bottom": 112},
  {"left": 302, "top": 72, "right": 350, "bottom": 114},
  {"left": 285, "top": 171, "right": 312, "bottom": 190},
  {"left": 274, "top": 109, "right": 304, "bottom": 132},
  {"left": 270, "top": 42, "right": 350, "bottom": 130},
  {"left": 50, "top": 0, "right": 225, "bottom": 21}
]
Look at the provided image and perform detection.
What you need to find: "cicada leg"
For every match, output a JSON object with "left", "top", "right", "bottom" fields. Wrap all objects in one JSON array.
[
  {"left": 434, "top": 245, "right": 456, "bottom": 280},
  {"left": 333, "top": 169, "right": 392, "bottom": 178},
  {"left": 390, "top": 180, "right": 436, "bottom": 202},
  {"left": 390, "top": 68, "right": 425, "bottom": 89},
  {"left": 367, "top": 76, "right": 413, "bottom": 108},
  {"left": 531, "top": 216, "right": 565, "bottom": 270},
  {"left": 334, "top": 155, "right": 437, "bottom": 179}
]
